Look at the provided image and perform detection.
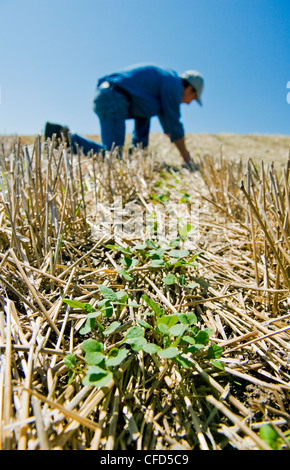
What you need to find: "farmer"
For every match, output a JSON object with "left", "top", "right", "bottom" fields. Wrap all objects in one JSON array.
[{"left": 45, "top": 63, "right": 204, "bottom": 168}]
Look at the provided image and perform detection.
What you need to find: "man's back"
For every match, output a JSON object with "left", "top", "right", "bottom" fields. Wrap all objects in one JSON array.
[{"left": 97, "top": 63, "right": 183, "bottom": 119}]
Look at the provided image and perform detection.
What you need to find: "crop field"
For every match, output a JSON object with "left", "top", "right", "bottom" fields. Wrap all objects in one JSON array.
[{"left": 0, "top": 132, "right": 290, "bottom": 450}]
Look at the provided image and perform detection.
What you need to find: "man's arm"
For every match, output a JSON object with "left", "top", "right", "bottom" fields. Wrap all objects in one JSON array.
[{"left": 173, "top": 137, "right": 193, "bottom": 166}]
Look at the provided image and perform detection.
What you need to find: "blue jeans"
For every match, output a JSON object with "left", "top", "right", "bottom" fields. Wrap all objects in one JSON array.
[
  {"left": 70, "top": 133, "right": 106, "bottom": 156},
  {"left": 132, "top": 117, "right": 150, "bottom": 148},
  {"left": 93, "top": 86, "right": 150, "bottom": 152}
]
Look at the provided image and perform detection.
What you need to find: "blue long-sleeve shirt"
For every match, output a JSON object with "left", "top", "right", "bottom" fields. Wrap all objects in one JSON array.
[{"left": 97, "top": 64, "right": 185, "bottom": 142}]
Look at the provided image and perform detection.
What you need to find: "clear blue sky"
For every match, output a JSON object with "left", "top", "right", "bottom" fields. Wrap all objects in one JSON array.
[{"left": 1, "top": 0, "right": 289, "bottom": 136}]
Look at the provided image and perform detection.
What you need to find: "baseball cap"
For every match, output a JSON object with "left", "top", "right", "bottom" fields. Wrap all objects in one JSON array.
[{"left": 181, "top": 70, "right": 204, "bottom": 105}]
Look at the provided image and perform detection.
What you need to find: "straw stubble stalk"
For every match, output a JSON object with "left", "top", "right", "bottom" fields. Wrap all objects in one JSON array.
[
  {"left": 179, "top": 380, "right": 209, "bottom": 450},
  {"left": 89, "top": 389, "right": 112, "bottom": 450},
  {"left": 17, "top": 316, "right": 42, "bottom": 450},
  {"left": 247, "top": 160, "right": 259, "bottom": 286},
  {"left": 2, "top": 301, "right": 12, "bottom": 450},
  {"left": 51, "top": 355, "right": 134, "bottom": 448},
  {"left": 1, "top": 134, "right": 290, "bottom": 450},
  {"left": 206, "top": 395, "right": 272, "bottom": 450},
  {"left": 240, "top": 180, "right": 290, "bottom": 290},
  {"left": 9, "top": 249, "right": 61, "bottom": 338},
  {"left": 105, "top": 388, "right": 120, "bottom": 450}
]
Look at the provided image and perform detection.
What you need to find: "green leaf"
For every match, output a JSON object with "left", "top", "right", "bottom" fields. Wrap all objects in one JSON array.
[
  {"left": 103, "top": 321, "right": 121, "bottom": 335},
  {"left": 116, "top": 290, "right": 129, "bottom": 305},
  {"left": 105, "top": 348, "right": 129, "bottom": 367},
  {"left": 98, "top": 285, "right": 118, "bottom": 302},
  {"left": 96, "top": 320, "right": 105, "bottom": 334},
  {"left": 188, "top": 252, "right": 202, "bottom": 261},
  {"left": 186, "top": 281, "right": 199, "bottom": 289},
  {"left": 150, "top": 193, "right": 169, "bottom": 205},
  {"left": 168, "top": 238, "right": 181, "bottom": 248},
  {"left": 121, "top": 256, "right": 138, "bottom": 268},
  {"left": 184, "top": 344, "right": 205, "bottom": 354},
  {"left": 127, "top": 302, "right": 141, "bottom": 308},
  {"left": 205, "top": 328, "right": 214, "bottom": 336},
  {"left": 63, "top": 298, "right": 100, "bottom": 319},
  {"left": 133, "top": 243, "right": 148, "bottom": 251},
  {"left": 178, "top": 312, "right": 197, "bottom": 325},
  {"left": 182, "top": 335, "right": 196, "bottom": 345},
  {"left": 168, "top": 249, "right": 190, "bottom": 259},
  {"left": 124, "top": 326, "right": 146, "bottom": 351},
  {"left": 63, "top": 299, "right": 87, "bottom": 309},
  {"left": 175, "top": 355, "right": 192, "bottom": 369},
  {"left": 82, "top": 339, "right": 104, "bottom": 353},
  {"left": 82, "top": 367, "right": 113, "bottom": 388},
  {"left": 157, "top": 314, "right": 179, "bottom": 328},
  {"left": 188, "top": 251, "right": 202, "bottom": 262},
  {"left": 162, "top": 273, "right": 177, "bottom": 285},
  {"left": 86, "top": 310, "right": 102, "bottom": 319},
  {"left": 64, "top": 354, "right": 77, "bottom": 369},
  {"left": 158, "top": 347, "right": 180, "bottom": 359},
  {"left": 84, "top": 303, "right": 96, "bottom": 313},
  {"left": 128, "top": 337, "right": 148, "bottom": 352},
  {"left": 84, "top": 351, "right": 105, "bottom": 365},
  {"left": 208, "top": 343, "right": 223, "bottom": 359},
  {"left": 156, "top": 323, "right": 170, "bottom": 335},
  {"left": 186, "top": 261, "right": 199, "bottom": 268},
  {"left": 142, "top": 294, "right": 164, "bottom": 317},
  {"left": 179, "top": 194, "right": 190, "bottom": 204},
  {"left": 125, "top": 332, "right": 147, "bottom": 351},
  {"left": 131, "top": 258, "right": 139, "bottom": 267},
  {"left": 210, "top": 360, "right": 224, "bottom": 371},
  {"left": 145, "top": 240, "right": 158, "bottom": 248},
  {"left": 167, "top": 258, "right": 186, "bottom": 268},
  {"left": 178, "top": 275, "right": 186, "bottom": 286},
  {"left": 137, "top": 319, "right": 152, "bottom": 329},
  {"left": 105, "top": 244, "right": 131, "bottom": 255},
  {"left": 75, "top": 201, "right": 82, "bottom": 217},
  {"left": 63, "top": 299, "right": 96, "bottom": 314},
  {"left": 67, "top": 369, "right": 75, "bottom": 384},
  {"left": 125, "top": 326, "right": 144, "bottom": 339},
  {"left": 179, "top": 223, "right": 192, "bottom": 240},
  {"left": 259, "top": 425, "right": 280, "bottom": 450},
  {"left": 150, "top": 259, "right": 165, "bottom": 267},
  {"left": 79, "top": 317, "right": 95, "bottom": 335},
  {"left": 142, "top": 343, "right": 161, "bottom": 354},
  {"left": 148, "top": 248, "right": 165, "bottom": 259},
  {"left": 84, "top": 365, "right": 106, "bottom": 375},
  {"left": 117, "top": 268, "right": 133, "bottom": 281},
  {"left": 194, "top": 330, "right": 210, "bottom": 345},
  {"left": 98, "top": 299, "right": 113, "bottom": 318},
  {"left": 169, "top": 323, "right": 188, "bottom": 337}
]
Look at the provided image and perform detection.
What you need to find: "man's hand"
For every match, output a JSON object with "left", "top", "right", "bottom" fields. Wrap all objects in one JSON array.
[{"left": 183, "top": 158, "right": 197, "bottom": 172}]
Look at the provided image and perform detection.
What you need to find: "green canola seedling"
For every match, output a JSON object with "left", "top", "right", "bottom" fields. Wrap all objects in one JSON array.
[{"left": 63, "top": 237, "right": 224, "bottom": 389}]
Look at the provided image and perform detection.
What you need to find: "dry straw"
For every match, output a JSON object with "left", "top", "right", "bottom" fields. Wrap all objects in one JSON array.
[{"left": 0, "top": 134, "right": 289, "bottom": 450}]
